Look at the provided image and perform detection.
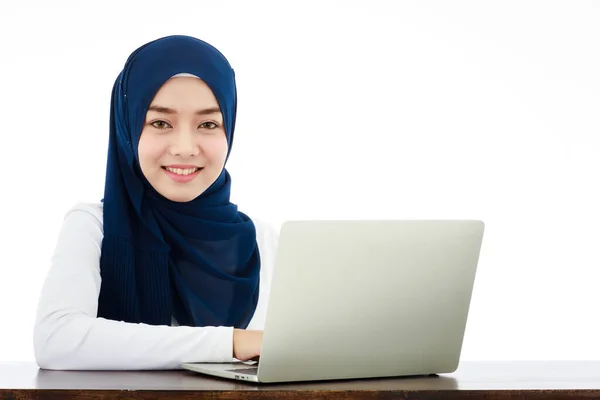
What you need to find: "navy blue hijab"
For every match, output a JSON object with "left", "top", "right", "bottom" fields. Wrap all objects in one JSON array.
[{"left": 97, "top": 35, "right": 261, "bottom": 328}]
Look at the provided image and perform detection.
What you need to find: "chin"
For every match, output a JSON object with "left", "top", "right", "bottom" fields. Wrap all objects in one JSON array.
[
  {"left": 166, "top": 193, "right": 202, "bottom": 203},
  {"left": 151, "top": 175, "right": 216, "bottom": 203}
]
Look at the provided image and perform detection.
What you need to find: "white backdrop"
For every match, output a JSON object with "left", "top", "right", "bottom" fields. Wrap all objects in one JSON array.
[{"left": 1, "top": 0, "right": 599, "bottom": 362}]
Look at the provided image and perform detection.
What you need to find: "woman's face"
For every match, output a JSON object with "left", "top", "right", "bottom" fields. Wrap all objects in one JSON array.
[{"left": 138, "top": 76, "right": 228, "bottom": 203}]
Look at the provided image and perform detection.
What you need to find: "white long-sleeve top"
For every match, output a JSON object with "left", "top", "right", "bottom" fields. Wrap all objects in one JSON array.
[{"left": 33, "top": 202, "right": 278, "bottom": 371}]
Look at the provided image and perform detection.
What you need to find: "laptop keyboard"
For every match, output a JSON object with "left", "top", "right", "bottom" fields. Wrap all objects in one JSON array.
[{"left": 226, "top": 367, "right": 258, "bottom": 375}]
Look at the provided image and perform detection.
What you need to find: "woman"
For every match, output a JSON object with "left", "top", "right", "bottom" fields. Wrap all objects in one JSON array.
[{"left": 33, "top": 35, "right": 278, "bottom": 370}]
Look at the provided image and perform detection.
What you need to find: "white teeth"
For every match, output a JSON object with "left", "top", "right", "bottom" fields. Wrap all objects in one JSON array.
[{"left": 165, "top": 167, "right": 198, "bottom": 175}]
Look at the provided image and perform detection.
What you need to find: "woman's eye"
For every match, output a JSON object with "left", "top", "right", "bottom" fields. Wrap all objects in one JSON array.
[
  {"left": 151, "top": 120, "right": 172, "bottom": 129},
  {"left": 200, "top": 121, "right": 219, "bottom": 130}
]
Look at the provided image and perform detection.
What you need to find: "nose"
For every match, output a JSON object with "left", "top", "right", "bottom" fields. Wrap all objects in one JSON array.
[{"left": 169, "top": 129, "right": 200, "bottom": 159}]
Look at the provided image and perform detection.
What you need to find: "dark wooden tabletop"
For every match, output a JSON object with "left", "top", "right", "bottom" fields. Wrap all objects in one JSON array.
[{"left": 1, "top": 361, "right": 599, "bottom": 399}]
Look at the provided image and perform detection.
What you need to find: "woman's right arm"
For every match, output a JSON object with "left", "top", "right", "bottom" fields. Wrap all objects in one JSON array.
[{"left": 33, "top": 206, "right": 235, "bottom": 370}]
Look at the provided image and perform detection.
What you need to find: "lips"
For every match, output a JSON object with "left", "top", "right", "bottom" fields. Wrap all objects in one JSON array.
[
  {"left": 161, "top": 166, "right": 201, "bottom": 176},
  {"left": 162, "top": 166, "right": 203, "bottom": 183}
]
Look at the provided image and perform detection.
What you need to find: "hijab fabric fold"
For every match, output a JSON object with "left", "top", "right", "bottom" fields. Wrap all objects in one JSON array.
[{"left": 97, "top": 35, "right": 260, "bottom": 328}]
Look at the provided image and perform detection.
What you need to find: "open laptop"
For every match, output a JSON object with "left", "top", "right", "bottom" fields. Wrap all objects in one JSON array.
[{"left": 182, "top": 219, "right": 485, "bottom": 383}]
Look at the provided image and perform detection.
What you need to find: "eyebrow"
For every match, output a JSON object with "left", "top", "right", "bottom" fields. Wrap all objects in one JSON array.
[{"left": 148, "top": 105, "right": 222, "bottom": 116}]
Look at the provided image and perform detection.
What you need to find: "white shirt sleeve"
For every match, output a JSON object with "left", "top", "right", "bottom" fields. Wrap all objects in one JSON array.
[{"left": 33, "top": 204, "right": 244, "bottom": 370}]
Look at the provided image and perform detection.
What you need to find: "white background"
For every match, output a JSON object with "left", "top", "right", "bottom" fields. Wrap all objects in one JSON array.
[{"left": 0, "top": 0, "right": 599, "bottom": 362}]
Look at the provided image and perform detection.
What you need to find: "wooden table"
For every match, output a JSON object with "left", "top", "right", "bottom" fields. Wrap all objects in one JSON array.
[{"left": 1, "top": 361, "right": 599, "bottom": 399}]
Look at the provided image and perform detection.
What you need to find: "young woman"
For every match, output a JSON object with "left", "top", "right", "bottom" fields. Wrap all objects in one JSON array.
[{"left": 33, "top": 35, "right": 278, "bottom": 370}]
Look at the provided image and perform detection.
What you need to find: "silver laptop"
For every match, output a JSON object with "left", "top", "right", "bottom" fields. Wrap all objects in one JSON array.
[{"left": 182, "top": 219, "right": 485, "bottom": 383}]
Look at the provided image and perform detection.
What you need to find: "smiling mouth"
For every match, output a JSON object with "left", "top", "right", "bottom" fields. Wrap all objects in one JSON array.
[{"left": 161, "top": 166, "right": 203, "bottom": 176}]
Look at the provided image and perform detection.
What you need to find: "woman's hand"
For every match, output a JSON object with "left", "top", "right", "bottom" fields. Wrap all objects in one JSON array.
[{"left": 233, "top": 329, "right": 263, "bottom": 361}]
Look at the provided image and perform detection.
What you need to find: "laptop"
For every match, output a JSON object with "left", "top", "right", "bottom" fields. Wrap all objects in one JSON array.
[{"left": 182, "top": 219, "right": 485, "bottom": 383}]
